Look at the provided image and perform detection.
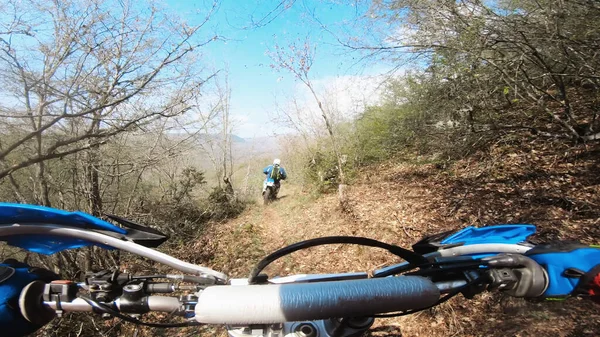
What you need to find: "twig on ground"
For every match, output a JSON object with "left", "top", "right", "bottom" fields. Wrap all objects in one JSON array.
[{"left": 402, "top": 226, "right": 414, "bottom": 238}]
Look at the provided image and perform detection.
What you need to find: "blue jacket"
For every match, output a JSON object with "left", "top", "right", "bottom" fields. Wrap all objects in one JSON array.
[{"left": 263, "top": 165, "right": 287, "bottom": 183}]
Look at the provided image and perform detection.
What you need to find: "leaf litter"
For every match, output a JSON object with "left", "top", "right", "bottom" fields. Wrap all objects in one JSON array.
[{"left": 179, "top": 138, "right": 600, "bottom": 337}]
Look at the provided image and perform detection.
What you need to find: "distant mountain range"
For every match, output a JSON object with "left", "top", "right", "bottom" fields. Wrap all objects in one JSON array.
[{"left": 232, "top": 136, "right": 282, "bottom": 161}]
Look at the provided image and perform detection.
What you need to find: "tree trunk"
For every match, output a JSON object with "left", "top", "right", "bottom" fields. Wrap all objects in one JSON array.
[
  {"left": 84, "top": 117, "right": 103, "bottom": 272},
  {"left": 36, "top": 161, "right": 51, "bottom": 206},
  {"left": 87, "top": 148, "right": 102, "bottom": 217},
  {"left": 7, "top": 174, "right": 27, "bottom": 203},
  {"left": 307, "top": 85, "right": 347, "bottom": 205}
]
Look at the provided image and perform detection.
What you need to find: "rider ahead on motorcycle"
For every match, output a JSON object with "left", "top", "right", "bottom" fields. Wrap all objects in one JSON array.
[{"left": 263, "top": 158, "right": 287, "bottom": 197}]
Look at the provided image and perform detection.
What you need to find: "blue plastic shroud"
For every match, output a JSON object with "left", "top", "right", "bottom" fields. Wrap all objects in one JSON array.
[
  {"left": 530, "top": 248, "right": 600, "bottom": 297},
  {"left": 440, "top": 225, "right": 537, "bottom": 246},
  {"left": 0, "top": 203, "right": 126, "bottom": 255}
]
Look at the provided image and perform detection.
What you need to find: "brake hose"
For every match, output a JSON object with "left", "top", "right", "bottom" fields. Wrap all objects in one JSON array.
[
  {"left": 376, "top": 259, "right": 489, "bottom": 278},
  {"left": 373, "top": 276, "right": 484, "bottom": 318},
  {"left": 248, "top": 236, "right": 429, "bottom": 284}
]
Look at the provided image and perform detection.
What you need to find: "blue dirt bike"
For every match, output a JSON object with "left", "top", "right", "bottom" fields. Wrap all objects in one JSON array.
[{"left": 0, "top": 202, "right": 598, "bottom": 337}]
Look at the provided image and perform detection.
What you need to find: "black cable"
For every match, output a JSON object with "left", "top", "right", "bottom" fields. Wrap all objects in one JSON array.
[
  {"left": 77, "top": 295, "right": 202, "bottom": 328},
  {"left": 404, "top": 262, "right": 489, "bottom": 277},
  {"left": 375, "top": 259, "right": 489, "bottom": 278},
  {"left": 130, "top": 275, "right": 210, "bottom": 284},
  {"left": 130, "top": 275, "right": 167, "bottom": 280},
  {"left": 373, "top": 277, "right": 484, "bottom": 318},
  {"left": 248, "top": 236, "right": 428, "bottom": 283}
]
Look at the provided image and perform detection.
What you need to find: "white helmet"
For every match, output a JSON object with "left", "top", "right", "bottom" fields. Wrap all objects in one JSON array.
[{"left": 273, "top": 158, "right": 281, "bottom": 166}]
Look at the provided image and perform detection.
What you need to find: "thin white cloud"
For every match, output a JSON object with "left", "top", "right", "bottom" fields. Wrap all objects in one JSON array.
[
  {"left": 290, "top": 73, "right": 391, "bottom": 123},
  {"left": 233, "top": 72, "right": 406, "bottom": 139},
  {"left": 313, "top": 74, "right": 385, "bottom": 117}
]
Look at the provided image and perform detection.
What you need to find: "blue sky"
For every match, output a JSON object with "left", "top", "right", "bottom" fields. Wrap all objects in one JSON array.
[{"left": 165, "top": 0, "right": 386, "bottom": 138}]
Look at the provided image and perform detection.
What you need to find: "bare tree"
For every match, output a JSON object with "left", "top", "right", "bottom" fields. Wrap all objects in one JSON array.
[
  {"left": 0, "top": 0, "right": 220, "bottom": 182},
  {"left": 0, "top": 0, "right": 224, "bottom": 280},
  {"left": 269, "top": 39, "right": 348, "bottom": 202},
  {"left": 217, "top": 74, "right": 235, "bottom": 197},
  {"left": 194, "top": 72, "right": 238, "bottom": 198}
]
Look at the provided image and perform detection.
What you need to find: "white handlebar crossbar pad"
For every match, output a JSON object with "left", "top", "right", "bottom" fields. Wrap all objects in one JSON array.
[{"left": 195, "top": 276, "right": 440, "bottom": 324}]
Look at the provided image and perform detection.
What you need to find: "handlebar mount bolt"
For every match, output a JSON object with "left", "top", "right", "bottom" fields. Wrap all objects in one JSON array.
[
  {"left": 295, "top": 323, "right": 317, "bottom": 337},
  {"left": 123, "top": 284, "right": 142, "bottom": 292}
]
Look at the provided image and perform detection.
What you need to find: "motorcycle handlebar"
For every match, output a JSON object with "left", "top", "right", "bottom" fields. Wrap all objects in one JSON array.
[
  {"left": 44, "top": 296, "right": 184, "bottom": 314},
  {"left": 40, "top": 257, "right": 547, "bottom": 325},
  {"left": 40, "top": 276, "right": 441, "bottom": 323},
  {"left": 42, "top": 276, "right": 444, "bottom": 323},
  {"left": 194, "top": 276, "right": 440, "bottom": 324}
]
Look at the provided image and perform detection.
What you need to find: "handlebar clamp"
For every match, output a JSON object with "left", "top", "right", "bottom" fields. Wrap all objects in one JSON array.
[{"left": 484, "top": 254, "right": 548, "bottom": 297}]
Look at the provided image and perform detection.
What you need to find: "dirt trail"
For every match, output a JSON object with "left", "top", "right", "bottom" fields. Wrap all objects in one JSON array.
[{"left": 198, "top": 144, "right": 600, "bottom": 336}]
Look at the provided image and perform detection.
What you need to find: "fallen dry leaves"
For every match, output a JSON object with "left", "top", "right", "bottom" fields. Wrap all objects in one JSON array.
[{"left": 173, "top": 137, "right": 600, "bottom": 337}]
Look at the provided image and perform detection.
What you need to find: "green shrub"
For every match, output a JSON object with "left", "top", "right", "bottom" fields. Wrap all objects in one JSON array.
[{"left": 205, "top": 186, "right": 246, "bottom": 220}]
